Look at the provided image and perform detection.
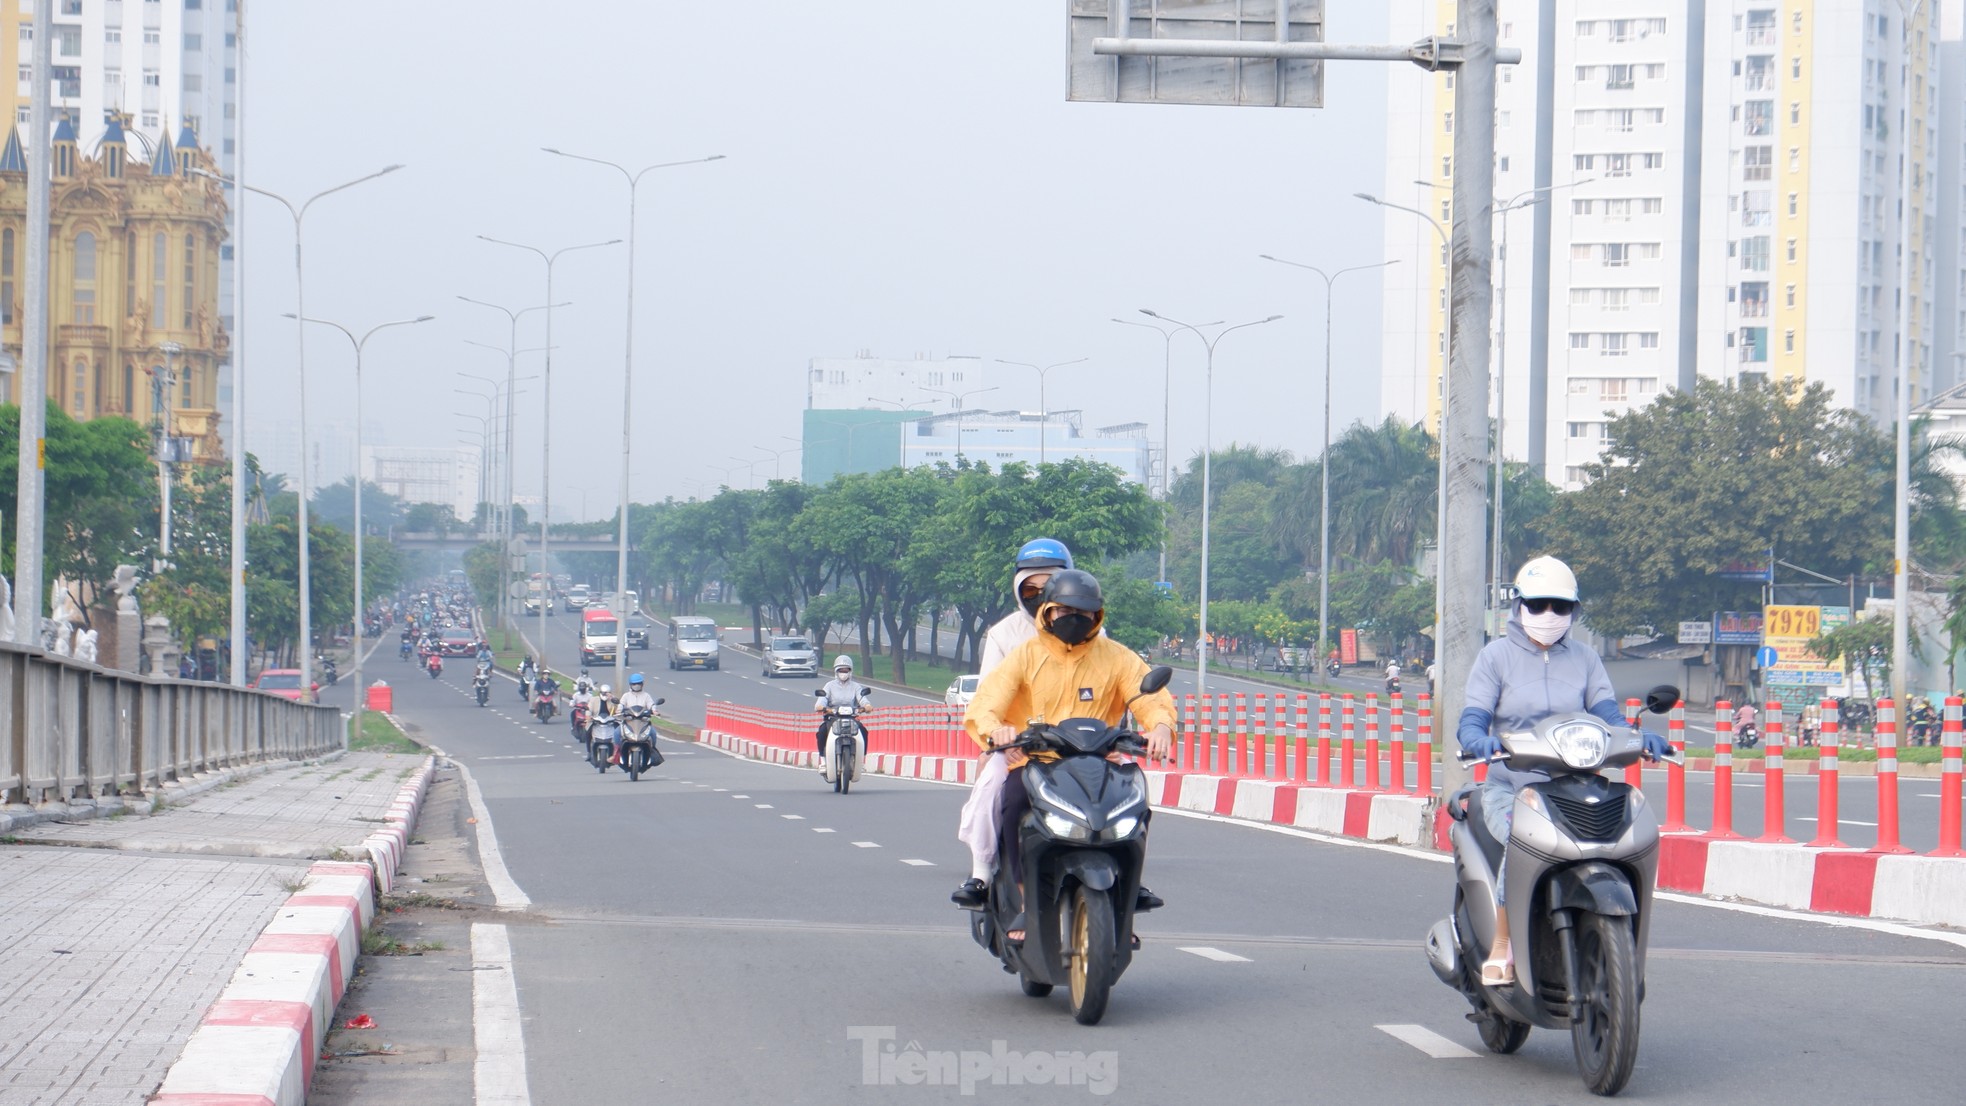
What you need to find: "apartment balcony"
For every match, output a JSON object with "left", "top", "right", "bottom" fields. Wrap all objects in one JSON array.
[
  {"left": 1741, "top": 211, "right": 1772, "bottom": 228},
  {"left": 1744, "top": 76, "right": 1774, "bottom": 92},
  {"left": 1745, "top": 29, "right": 1777, "bottom": 46},
  {"left": 1739, "top": 300, "right": 1770, "bottom": 319}
]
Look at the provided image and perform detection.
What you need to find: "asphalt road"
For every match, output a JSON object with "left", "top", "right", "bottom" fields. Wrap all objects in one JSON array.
[{"left": 381, "top": 637, "right": 1966, "bottom": 1104}]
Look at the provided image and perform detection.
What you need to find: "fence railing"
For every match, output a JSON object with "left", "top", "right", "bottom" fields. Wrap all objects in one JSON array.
[{"left": 0, "top": 643, "right": 346, "bottom": 806}]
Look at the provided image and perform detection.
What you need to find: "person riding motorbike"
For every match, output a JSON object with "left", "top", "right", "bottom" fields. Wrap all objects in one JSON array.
[
  {"left": 1908, "top": 696, "right": 1940, "bottom": 746},
  {"left": 962, "top": 568, "right": 1176, "bottom": 944},
  {"left": 610, "top": 673, "right": 659, "bottom": 765},
  {"left": 1734, "top": 700, "right": 1761, "bottom": 747},
  {"left": 1385, "top": 659, "right": 1402, "bottom": 694},
  {"left": 518, "top": 656, "right": 537, "bottom": 699},
  {"left": 953, "top": 537, "right": 1075, "bottom": 908},
  {"left": 814, "top": 656, "right": 871, "bottom": 772},
  {"left": 1456, "top": 555, "right": 1670, "bottom": 987},
  {"left": 476, "top": 643, "right": 494, "bottom": 669},
  {"left": 425, "top": 651, "right": 443, "bottom": 677}
]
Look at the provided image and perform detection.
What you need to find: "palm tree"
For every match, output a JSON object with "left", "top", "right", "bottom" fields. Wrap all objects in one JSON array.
[{"left": 1326, "top": 416, "right": 1439, "bottom": 568}]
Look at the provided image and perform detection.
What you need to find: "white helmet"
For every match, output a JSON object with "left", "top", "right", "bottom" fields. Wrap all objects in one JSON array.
[
  {"left": 1514, "top": 555, "right": 1579, "bottom": 602},
  {"left": 833, "top": 655, "right": 853, "bottom": 674},
  {"left": 599, "top": 684, "right": 612, "bottom": 695}
]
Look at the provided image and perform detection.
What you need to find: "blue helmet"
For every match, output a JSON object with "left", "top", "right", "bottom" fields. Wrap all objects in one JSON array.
[
  {"left": 1015, "top": 538, "right": 1074, "bottom": 572},
  {"left": 628, "top": 673, "right": 645, "bottom": 687}
]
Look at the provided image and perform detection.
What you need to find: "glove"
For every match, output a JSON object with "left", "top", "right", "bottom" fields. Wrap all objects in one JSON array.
[
  {"left": 1641, "top": 730, "right": 1672, "bottom": 761},
  {"left": 1462, "top": 733, "right": 1503, "bottom": 760}
]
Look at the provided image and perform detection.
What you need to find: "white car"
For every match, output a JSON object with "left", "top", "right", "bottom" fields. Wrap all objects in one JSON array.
[{"left": 944, "top": 674, "right": 981, "bottom": 708}]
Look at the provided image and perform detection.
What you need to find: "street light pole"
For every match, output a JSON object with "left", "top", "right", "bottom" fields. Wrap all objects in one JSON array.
[
  {"left": 477, "top": 234, "right": 619, "bottom": 680},
  {"left": 1139, "top": 310, "right": 1283, "bottom": 699},
  {"left": 993, "top": 357, "right": 1088, "bottom": 463},
  {"left": 544, "top": 147, "right": 725, "bottom": 693},
  {"left": 1892, "top": 0, "right": 1929, "bottom": 708},
  {"left": 1256, "top": 256, "right": 1399, "bottom": 665},
  {"left": 156, "top": 342, "right": 183, "bottom": 561},
  {"left": 1113, "top": 317, "right": 1218, "bottom": 586},
  {"left": 459, "top": 296, "right": 563, "bottom": 638},
  {"left": 192, "top": 163, "right": 404, "bottom": 695},
  {"left": 289, "top": 313, "right": 434, "bottom": 721}
]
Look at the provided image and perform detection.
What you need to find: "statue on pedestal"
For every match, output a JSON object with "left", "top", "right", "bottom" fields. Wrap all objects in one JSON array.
[
  {"left": 47, "top": 585, "right": 80, "bottom": 657},
  {"left": 74, "top": 628, "right": 98, "bottom": 664},
  {"left": 0, "top": 573, "right": 14, "bottom": 642}
]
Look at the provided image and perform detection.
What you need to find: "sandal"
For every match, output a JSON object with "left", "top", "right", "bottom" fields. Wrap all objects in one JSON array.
[
  {"left": 1004, "top": 913, "right": 1027, "bottom": 946},
  {"left": 1479, "top": 940, "right": 1514, "bottom": 986}
]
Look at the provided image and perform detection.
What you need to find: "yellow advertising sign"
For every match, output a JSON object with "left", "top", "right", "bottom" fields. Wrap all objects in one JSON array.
[{"left": 1762, "top": 604, "right": 1848, "bottom": 686}]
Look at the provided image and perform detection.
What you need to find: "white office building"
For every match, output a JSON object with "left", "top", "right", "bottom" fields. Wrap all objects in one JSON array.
[
  {"left": 1380, "top": 1, "right": 1963, "bottom": 490},
  {"left": 361, "top": 445, "right": 480, "bottom": 524}
]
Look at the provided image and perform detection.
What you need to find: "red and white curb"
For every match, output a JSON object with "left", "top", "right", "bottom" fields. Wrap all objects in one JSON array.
[
  {"left": 150, "top": 755, "right": 435, "bottom": 1106},
  {"left": 696, "top": 730, "right": 1431, "bottom": 845}
]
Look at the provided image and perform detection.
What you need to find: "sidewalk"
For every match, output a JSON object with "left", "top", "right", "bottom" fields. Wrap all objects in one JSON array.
[{"left": 0, "top": 750, "right": 430, "bottom": 1106}]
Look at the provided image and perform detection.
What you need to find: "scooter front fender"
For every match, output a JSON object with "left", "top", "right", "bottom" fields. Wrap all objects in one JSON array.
[
  {"left": 1546, "top": 860, "right": 1638, "bottom": 917},
  {"left": 1060, "top": 850, "right": 1119, "bottom": 892}
]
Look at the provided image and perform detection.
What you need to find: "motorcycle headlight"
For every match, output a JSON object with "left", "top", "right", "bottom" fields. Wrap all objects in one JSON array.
[
  {"left": 1041, "top": 811, "right": 1093, "bottom": 842},
  {"left": 1549, "top": 721, "right": 1610, "bottom": 770},
  {"left": 1103, "top": 815, "right": 1141, "bottom": 841}
]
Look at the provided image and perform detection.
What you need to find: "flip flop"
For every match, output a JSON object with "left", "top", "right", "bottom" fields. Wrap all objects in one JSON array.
[{"left": 1004, "top": 913, "right": 1028, "bottom": 946}]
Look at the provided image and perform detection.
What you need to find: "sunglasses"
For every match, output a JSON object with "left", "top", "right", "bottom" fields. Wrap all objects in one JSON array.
[{"left": 1521, "top": 597, "right": 1577, "bottom": 616}]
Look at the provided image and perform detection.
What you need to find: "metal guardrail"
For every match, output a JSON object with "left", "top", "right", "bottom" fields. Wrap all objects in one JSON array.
[{"left": 0, "top": 642, "right": 346, "bottom": 806}]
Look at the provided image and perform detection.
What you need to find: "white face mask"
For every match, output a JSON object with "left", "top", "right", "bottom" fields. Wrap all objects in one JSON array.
[{"left": 1520, "top": 609, "right": 1573, "bottom": 646}]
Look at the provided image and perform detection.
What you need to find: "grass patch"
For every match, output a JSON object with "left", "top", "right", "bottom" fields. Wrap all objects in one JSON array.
[
  {"left": 0, "top": 834, "right": 20, "bottom": 845},
  {"left": 382, "top": 890, "right": 465, "bottom": 911},
  {"left": 361, "top": 929, "right": 446, "bottom": 956},
  {"left": 277, "top": 875, "right": 308, "bottom": 894},
  {"left": 1678, "top": 743, "right": 1947, "bottom": 763},
  {"left": 350, "top": 711, "right": 422, "bottom": 755}
]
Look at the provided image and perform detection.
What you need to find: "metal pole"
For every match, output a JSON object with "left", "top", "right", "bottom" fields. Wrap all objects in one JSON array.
[
  {"left": 159, "top": 344, "right": 179, "bottom": 557},
  {"left": 994, "top": 358, "right": 1087, "bottom": 463},
  {"left": 1493, "top": 209, "right": 1510, "bottom": 602},
  {"left": 11, "top": 0, "right": 51, "bottom": 646},
  {"left": 228, "top": 0, "right": 249, "bottom": 683},
  {"left": 1891, "top": 0, "right": 1927, "bottom": 708},
  {"left": 1438, "top": 0, "right": 1500, "bottom": 796}
]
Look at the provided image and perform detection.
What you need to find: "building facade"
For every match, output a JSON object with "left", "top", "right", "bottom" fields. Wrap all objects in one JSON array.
[
  {"left": 0, "top": 115, "right": 229, "bottom": 462},
  {"left": 360, "top": 445, "right": 479, "bottom": 525},
  {"left": 1, "top": 0, "right": 241, "bottom": 443},
  {"left": 1380, "top": 0, "right": 1962, "bottom": 490}
]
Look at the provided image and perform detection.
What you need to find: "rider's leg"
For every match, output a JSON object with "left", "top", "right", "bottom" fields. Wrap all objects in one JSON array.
[
  {"left": 954, "top": 753, "right": 1009, "bottom": 905},
  {"left": 1478, "top": 784, "right": 1516, "bottom": 985},
  {"left": 997, "top": 766, "right": 1032, "bottom": 941},
  {"left": 814, "top": 720, "right": 829, "bottom": 766}
]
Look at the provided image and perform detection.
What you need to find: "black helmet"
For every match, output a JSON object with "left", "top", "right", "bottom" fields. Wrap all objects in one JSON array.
[{"left": 1038, "top": 568, "right": 1104, "bottom": 615}]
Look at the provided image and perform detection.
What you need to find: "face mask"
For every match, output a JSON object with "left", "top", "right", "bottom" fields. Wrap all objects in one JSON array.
[
  {"left": 1020, "top": 592, "right": 1044, "bottom": 618},
  {"left": 1521, "top": 609, "right": 1573, "bottom": 646},
  {"left": 1048, "top": 612, "right": 1097, "bottom": 646}
]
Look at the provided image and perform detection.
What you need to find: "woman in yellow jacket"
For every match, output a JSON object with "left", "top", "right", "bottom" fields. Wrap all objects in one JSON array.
[{"left": 962, "top": 569, "right": 1176, "bottom": 941}]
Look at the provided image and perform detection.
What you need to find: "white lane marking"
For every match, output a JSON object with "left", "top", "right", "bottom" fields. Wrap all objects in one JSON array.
[
  {"left": 732, "top": 795, "right": 750, "bottom": 799},
  {"left": 755, "top": 803, "right": 774, "bottom": 809},
  {"left": 713, "top": 788, "right": 729, "bottom": 792},
  {"left": 478, "top": 755, "right": 555, "bottom": 761},
  {"left": 454, "top": 759, "right": 531, "bottom": 910},
  {"left": 813, "top": 828, "right": 836, "bottom": 834},
  {"left": 1796, "top": 817, "right": 1880, "bottom": 826},
  {"left": 853, "top": 841, "right": 881, "bottom": 849},
  {"left": 1178, "top": 946, "right": 1252, "bottom": 963},
  {"left": 1375, "top": 1024, "right": 1479, "bottom": 1059},
  {"left": 472, "top": 922, "right": 532, "bottom": 1105},
  {"left": 900, "top": 858, "right": 935, "bottom": 866}
]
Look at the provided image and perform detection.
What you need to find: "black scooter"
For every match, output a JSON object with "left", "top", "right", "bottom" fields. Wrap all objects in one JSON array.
[
  {"left": 966, "top": 666, "right": 1170, "bottom": 1026},
  {"left": 616, "top": 702, "right": 667, "bottom": 781}
]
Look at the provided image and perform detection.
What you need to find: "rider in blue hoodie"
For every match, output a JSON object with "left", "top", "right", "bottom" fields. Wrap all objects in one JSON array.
[{"left": 1456, "top": 555, "right": 1668, "bottom": 985}]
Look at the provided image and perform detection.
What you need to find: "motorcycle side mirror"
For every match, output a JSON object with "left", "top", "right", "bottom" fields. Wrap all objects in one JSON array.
[
  {"left": 654, "top": 697, "right": 666, "bottom": 706},
  {"left": 814, "top": 688, "right": 826, "bottom": 696},
  {"left": 1645, "top": 684, "right": 1681, "bottom": 715},
  {"left": 1139, "top": 666, "right": 1174, "bottom": 695}
]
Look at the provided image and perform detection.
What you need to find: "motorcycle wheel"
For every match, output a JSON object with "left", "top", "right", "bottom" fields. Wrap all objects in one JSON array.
[
  {"left": 1477, "top": 1012, "right": 1530, "bottom": 1055},
  {"left": 594, "top": 750, "right": 609, "bottom": 775},
  {"left": 627, "top": 756, "right": 641, "bottom": 782},
  {"left": 840, "top": 750, "right": 853, "bottom": 794},
  {"left": 1068, "top": 885, "right": 1116, "bottom": 1025},
  {"left": 1571, "top": 911, "right": 1641, "bottom": 1096},
  {"left": 1019, "top": 975, "right": 1054, "bottom": 998}
]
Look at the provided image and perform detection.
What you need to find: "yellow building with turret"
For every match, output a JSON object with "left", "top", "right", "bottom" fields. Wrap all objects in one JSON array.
[{"left": 0, "top": 114, "right": 229, "bottom": 463}]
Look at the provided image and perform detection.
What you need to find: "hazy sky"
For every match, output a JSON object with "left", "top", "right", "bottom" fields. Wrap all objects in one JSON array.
[{"left": 241, "top": 1, "right": 1393, "bottom": 517}]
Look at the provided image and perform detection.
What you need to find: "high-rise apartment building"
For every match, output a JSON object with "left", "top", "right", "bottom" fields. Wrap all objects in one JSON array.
[
  {"left": 1380, "top": 1, "right": 1961, "bottom": 490},
  {"left": 1, "top": 0, "right": 240, "bottom": 442}
]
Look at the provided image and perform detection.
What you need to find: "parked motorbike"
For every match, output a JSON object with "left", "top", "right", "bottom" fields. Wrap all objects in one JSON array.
[
  {"left": 473, "top": 666, "right": 490, "bottom": 707},
  {"left": 965, "top": 666, "right": 1170, "bottom": 1026},
  {"left": 616, "top": 702, "right": 667, "bottom": 781},
  {"left": 425, "top": 654, "right": 443, "bottom": 680},
  {"left": 816, "top": 689, "right": 871, "bottom": 794},
  {"left": 589, "top": 715, "right": 619, "bottom": 774},
  {"left": 1425, "top": 684, "right": 1680, "bottom": 1097}
]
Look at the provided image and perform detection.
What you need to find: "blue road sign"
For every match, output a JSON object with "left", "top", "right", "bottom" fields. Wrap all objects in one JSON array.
[{"left": 1756, "top": 645, "right": 1780, "bottom": 669}]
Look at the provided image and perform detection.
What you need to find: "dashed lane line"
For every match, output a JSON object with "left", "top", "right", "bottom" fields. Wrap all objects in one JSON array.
[
  {"left": 782, "top": 814, "right": 806, "bottom": 821},
  {"left": 900, "top": 859, "right": 935, "bottom": 866},
  {"left": 755, "top": 804, "right": 775, "bottom": 809},
  {"left": 853, "top": 841, "right": 881, "bottom": 849},
  {"left": 1374, "top": 1024, "right": 1479, "bottom": 1059},
  {"left": 813, "top": 828, "right": 836, "bottom": 834},
  {"left": 1178, "top": 947, "right": 1252, "bottom": 963},
  {"left": 733, "top": 794, "right": 750, "bottom": 799}
]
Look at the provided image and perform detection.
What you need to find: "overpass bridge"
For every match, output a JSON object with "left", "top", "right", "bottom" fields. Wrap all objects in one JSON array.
[{"left": 387, "top": 531, "right": 638, "bottom": 555}]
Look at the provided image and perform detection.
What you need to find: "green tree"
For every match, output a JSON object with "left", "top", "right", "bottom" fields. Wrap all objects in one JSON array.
[
  {"left": 309, "top": 477, "right": 405, "bottom": 535},
  {"left": 0, "top": 402, "right": 159, "bottom": 613},
  {"left": 1808, "top": 617, "right": 1897, "bottom": 706},
  {"left": 402, "top": 501, "right": 461, "bottom": 534}
]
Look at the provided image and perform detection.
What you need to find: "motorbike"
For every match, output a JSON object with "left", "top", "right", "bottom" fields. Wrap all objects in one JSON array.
[
  {"left": 570, "top": 701, "right": 592, "bottom": 743},
  {"left": 518, "top": 669, "right": 535, "bottom": 703},
  {"left": 473, "top": 666, "right": 490, "bottom": 707},
  {"left": 534, "top": 684, "right": 558, "bottom": 723},
  {"left": 615, "top": 702, "right": 667, "bottom": 781},
  {"left": 1425, "top": 684, "right": 1680, "bottom": 1097},
  {"left": 425, "top": 654, "right": 443, "bottom": 680},
  {"left": 1386, "top": 673, "right": 1402, "bottom": 696},
  {"left": 815, "top": 689, "right": 871, "bottom": 794},
  {"left": 965, "top": 666, "right": 1170, "bottom": 1026},
  {"left": 1327, "top": 659, "right": 1342, "bottom": 678},
  {"left": 320, "top": 657, "right": 339, "bottom": 687},
  {"left": 399, "top": 638, "right": 413, "bottom": 662},
  {"left": 589, "top": 715, "right": 619, "bottom": 774},
  {"left": 1735, "top": 720, "right": 1760, "bottom": 749}
]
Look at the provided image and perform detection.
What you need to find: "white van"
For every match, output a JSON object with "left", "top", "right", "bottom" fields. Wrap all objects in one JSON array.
[{"left": 667, "top": 615, "right": 720, "bottom": 670}]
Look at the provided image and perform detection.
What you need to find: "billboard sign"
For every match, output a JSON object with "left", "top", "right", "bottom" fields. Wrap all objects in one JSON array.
[
  {"left": 1067, "top": 0, "right": 1327, "bottom": 108},
  {"left": 1677, "top": 621, "right": 1713, "bottom": 644},
  {"left": 1713, "top": 610, "right": 1764, "bottom": 645},
  {"left": 1761, "top": 604, "right": 1849, "bottom": 687},
  {"left": 1339, "top": 627, "right": 1358, "bottom": 666}
]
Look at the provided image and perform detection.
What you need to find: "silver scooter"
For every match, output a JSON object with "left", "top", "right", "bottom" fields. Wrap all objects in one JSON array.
[{"left": 1425, "top": 684, "right": 1680, "bottom": 1097}]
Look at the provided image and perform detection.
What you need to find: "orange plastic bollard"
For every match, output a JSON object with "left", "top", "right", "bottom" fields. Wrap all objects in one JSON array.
[
  {"left": 1871, "top": 699, "right": 1912, "bottom": 854},
  {"left": 1340, "top": 694, "right": 1356, "bottom": 788},
  {"left": 1388, "top": 693, "right": 1408, "bottom": 793},
  {"left": 1181, "top": 694, "right": 1198, "bottom": 772},
  {"left": 1316, "top": 693, "right": 1333, "bottom": 786},
  {"left": 1707, "top": 701, "right": 1741, "bottom": 839},
  {"left": 1274, "top": 693, "right": 1289, "bottom": 780},
  {"left": 1933, "top": 697, "right": 1964, "bottom": 857},
  {"left": 1294, "top": 694, "right": 1310, "bottom": 783},
  {"left": 1234, "top": 694, "right": 1251, "bottom": 778},
  {"left": 1363, "top": 693, "right": 1381, "bottom": 791},
  {"left": 1623, "top": 697, "right": 1643, "bottom": 787},
  {"left": 1661, "top": 699, "right": 1691, "bottom": 832},
  {"left": 1416, "top": 693, "right": 1433, "bottom": 796},
  {"left": 1807, "top": 700, "right": 1846, "bottom": 848},
  {"left": 1759, "top": 701, "right": 1793, "bottom": 843}
]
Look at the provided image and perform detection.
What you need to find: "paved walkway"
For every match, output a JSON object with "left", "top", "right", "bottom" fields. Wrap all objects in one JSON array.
[{"left": 0, "top": 751, "right": 423, "bottom": 1106}]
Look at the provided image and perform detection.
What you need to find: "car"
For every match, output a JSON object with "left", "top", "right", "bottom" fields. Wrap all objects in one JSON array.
[
  {"left": 251, "top": 669, "right": 311, "bottom": 702},
  {"left": 564, "top": 584, "right": 590, "bottom": 612},
  {"left": 944, "top": 674, "right": 981, "bottom": 708},
  {"left": 763, "top": 635, "right": 818, "bottom": 678},
  {"left": 439, "top": 629, "right": 478, "bottom": 657},
  {"left": 625, "top": 617, "right": 650, "bottom": 650}
]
